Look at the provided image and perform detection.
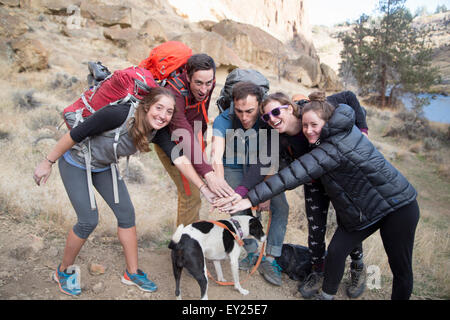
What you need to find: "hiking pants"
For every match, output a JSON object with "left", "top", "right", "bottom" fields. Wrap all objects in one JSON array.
[
  {"left": 58, "top": 157, "right": 135, "bottom": 239},
  {"left": 154, "top": 144, "right": 201, "bottom": 226},
  {"left": 304, "top": 181, "right": 363, "bottom": 271},
  {"left": 224, "top": 166, "right": 290, "bottom": 257},
  {"left": 322, "top": 200, "right": 420, "bottom": 300}
]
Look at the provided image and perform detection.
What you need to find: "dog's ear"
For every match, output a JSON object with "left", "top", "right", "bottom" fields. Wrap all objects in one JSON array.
[{"left": 249, "top": 216, "right": 265, "bottom": 239}]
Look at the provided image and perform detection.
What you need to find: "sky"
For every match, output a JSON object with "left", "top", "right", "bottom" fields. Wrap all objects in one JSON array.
[{"left": 307, "top": 0, "right": 450, "bottom": 26}]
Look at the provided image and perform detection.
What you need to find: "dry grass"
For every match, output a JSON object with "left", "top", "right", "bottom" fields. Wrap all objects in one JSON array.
[{"left": 0, "top": 65, "right": 449, "bottom": 300}]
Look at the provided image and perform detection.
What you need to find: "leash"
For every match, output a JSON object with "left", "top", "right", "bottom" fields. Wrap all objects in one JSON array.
[{"left": 205, "top": 210, "right": 272, "bottom": 286}]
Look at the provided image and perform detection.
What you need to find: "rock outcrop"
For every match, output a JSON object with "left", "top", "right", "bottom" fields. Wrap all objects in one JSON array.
[
  {"left": 172, "top": 31, "right": 244, "bottom": 70},
  {"left": 166, "top": 0, "right": 311, "bottom": 44},
  {"left": 10, "top": 38, "right": 49, "bottom": 72},
  {"left": 0, "top": 0, "right": 344, "bottom": 91}
]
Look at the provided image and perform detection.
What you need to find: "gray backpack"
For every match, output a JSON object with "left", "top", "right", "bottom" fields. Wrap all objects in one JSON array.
[{"left": 216, "top": 68, "right": 270, "bottom": 113}]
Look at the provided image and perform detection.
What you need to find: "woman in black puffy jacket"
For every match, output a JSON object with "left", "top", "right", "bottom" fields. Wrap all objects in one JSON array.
[{"left": 217, "top": 92, "right": 420, "bottom": 300}]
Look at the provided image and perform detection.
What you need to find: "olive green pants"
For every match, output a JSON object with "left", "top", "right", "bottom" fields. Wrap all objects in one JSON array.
[{"left": 154, "top": 144, "right": 201, "bottom": 226}]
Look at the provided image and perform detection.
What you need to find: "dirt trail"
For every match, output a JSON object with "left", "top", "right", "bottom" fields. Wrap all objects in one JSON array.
[{"left": 0, "top": 211, "right": 386, "bottom": 301}]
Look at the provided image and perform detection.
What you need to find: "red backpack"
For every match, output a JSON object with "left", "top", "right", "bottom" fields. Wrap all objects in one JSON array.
[
  {"left": 139, "top": 41, "right": 192, "bottom": 97},
  {"left": 63, "top": 41, "right": 192, "bottom": 130},
  {"left": 63, "top": 66, "right": 157, "bottom": 129}
]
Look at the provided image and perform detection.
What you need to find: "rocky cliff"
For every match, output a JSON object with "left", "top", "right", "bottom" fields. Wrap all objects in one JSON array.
[
  {"left": 167, "top": 0, "right": 311, "bottom": 43},
  {"left": 0, "top": 0, "right": 342, "bottom": 91}
]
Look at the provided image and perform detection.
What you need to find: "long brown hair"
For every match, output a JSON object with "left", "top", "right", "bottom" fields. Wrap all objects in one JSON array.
[
  {"left": 302, "top": 91, "right": 335, "bottom": 121},
  {"left": 128, "top": 87, "right": 175, "bottom": 153}
]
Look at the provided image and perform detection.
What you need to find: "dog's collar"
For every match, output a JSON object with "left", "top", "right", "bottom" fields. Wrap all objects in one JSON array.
[
  {"left": 203, "top": 219, "right": 244, "bottom": 246},
  {"left": 230, "top": 218, "right": 244, "bottom": 239}
]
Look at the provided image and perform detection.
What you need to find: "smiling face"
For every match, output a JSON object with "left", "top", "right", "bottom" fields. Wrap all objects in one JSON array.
[
  {"left": 234, "top": 95, "right": 260, "bottom": 129},
  {"left": 302, "top": 110, "right": 326, "bottom": 144},
  {"left": 262, "top": 99, "right": 297, "bottom": 134},
  {"left": 145, "top": 95, "right": 175, "bottom": 130},
  {"left": 187, "top": 69, "right": 214, "bottom": 102}
]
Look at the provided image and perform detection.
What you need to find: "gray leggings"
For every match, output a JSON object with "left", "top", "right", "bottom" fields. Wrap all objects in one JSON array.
[{"left": 58, "top": 157, "right": 135, "bottom": 239}]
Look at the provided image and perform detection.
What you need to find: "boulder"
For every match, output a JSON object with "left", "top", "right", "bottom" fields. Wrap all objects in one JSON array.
[
  {"left": 80, "top": 0, "right": 132, "bottom": 28},
  {"left": 0, "top": 10, "right": 29, "bottom": 39},
  {"left": 319, "top": 63, "right": 343, "bottom": 92},
  {"left": 138, "top": 18, "right": 168, "bottom": 45},
  {"left": 172, "top": 31, "right": 244, "bottom": 70},
  {"left": 284, "top": 54, "right": 322, "bottom": 87},
  {"left": 211, "top": 19, "right": 288, "bottom": 71},
  {"left": 10, "top": 38, "right": 49, "bottom": 72},
  {"left": 104, "top": 25, "right": 138, "bottom": 47},
  {"left": 290, "top": 33, "right": 319, "bottom": 61}
]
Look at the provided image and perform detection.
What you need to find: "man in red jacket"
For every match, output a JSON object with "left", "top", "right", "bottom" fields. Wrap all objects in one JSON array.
[{"left": 154, "top": 53, "right": 233, "bottom": 226}]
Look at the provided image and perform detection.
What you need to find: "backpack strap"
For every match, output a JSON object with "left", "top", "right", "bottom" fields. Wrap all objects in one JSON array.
[
  {"left": 81, "top": 92, "right": 97, "bottom": 114},
  {"left": 110, "top": 162, "right": 120, "bottom": 204},
  {"left": 80, "top": 140, "right": 96, "bottom": 210},
  {"left": 185, "top": 98, "right": 209, "bottom": 124},
  {"left": 88, "top": 73, "right": 113, "bottom": 102},
  {"left": 110, "top": 102, "right": 138, "bottom": 204},
  {"left": 165, "top": 75, "right": 189, "bottom": 97},
  {"left": 73, "top": 108, "right": 84, "bottom": 128}
]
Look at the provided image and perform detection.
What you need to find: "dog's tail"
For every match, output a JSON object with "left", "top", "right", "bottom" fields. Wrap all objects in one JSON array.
[{"left": 168, "top": 224, "right": 184, "bottom": 250}]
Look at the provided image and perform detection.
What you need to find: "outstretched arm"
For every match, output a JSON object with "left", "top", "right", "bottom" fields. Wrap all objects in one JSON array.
[
  {"left": 210, "top": 135, "right": 225, "bottom": 180},
  {"left": 216, "top": 144, "right": 340, "bottom": 213},
  {"left": 172, "top": 155, "right": 217, "bottom": 203},
  {"left": 33, "top": 132, "right": 76, "bottom": 185}
]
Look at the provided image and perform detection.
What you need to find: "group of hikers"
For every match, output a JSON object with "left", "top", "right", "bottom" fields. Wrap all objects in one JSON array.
[{"left": 33, "top": 43, "right": 419, "bottom": 300}]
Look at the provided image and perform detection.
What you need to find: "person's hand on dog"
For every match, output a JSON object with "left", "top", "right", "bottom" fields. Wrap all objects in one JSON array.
[
  {"left": 217, "top": 198, "right": 252, "bottom": 214},
  {"left": 204, "top": 171, "right": 235, "bottom": 198}
]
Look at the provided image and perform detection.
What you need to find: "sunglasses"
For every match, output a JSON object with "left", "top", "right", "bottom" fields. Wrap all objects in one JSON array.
[{"left": 261, "top": 105, "right": 289, "bottom": 122}]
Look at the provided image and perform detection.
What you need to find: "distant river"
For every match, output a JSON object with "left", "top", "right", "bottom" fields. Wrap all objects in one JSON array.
[{"left": 401, "top": 93, "right": 450, "bottom": 124}]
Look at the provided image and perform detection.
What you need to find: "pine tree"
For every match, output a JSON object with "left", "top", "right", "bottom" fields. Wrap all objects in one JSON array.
[{"left": 338, "top": 0, "right": 440, "bottom": 108}]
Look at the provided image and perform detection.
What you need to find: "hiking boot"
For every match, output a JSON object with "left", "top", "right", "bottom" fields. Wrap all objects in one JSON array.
[
  {"left": 298, "top": 271, "right": 324, "bottom": 299},
  {"left": 258, "top": 257, "right": 282, "bottom": 286},
  {"left": 239, "top": 252, "right": 259, "bottom": 271},
  {"left": 346, "top": 262, "right": 366, "bottom": 299},
  {"left": 313, "top": 291, "right": 334, "bottom": 300},
  {"left": 53, "top": 264, "right": 81, "bottom": 296},
  {"left": 121, "top": 269, "right": 158, "bottom": 292}
]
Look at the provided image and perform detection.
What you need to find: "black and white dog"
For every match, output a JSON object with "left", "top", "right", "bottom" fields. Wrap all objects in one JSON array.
[{"left": 168, "top": 215, "right": 266, "bottom": 300}]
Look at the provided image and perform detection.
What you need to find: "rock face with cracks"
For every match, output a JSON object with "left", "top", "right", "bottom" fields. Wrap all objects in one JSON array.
[{"left": 0, "top": 0, "right": 344, "bottom": 91}]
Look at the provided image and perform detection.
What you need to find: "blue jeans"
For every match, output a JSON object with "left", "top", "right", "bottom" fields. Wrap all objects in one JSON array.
[{"left": 223, "top": 166, "right": 289, "bottom": 257}]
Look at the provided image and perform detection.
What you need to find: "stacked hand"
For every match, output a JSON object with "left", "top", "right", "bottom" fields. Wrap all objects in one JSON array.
[
  {"left": 212, "top": 193, "right": 252, "bottom": 214},
  {"left": 204, "top": 171, "right": 235, "bottom": 198},
  {"left": 199, "top": 184, "right": 218, "bottom": 204}
]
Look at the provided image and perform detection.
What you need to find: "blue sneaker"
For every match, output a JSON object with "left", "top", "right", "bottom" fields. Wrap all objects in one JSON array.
[
  {"left": 239, "top": 252, "right": 259, "bottom": 271},
  {"left": 121, "top": 269, "right": 157, "bottom": 292},
  {"left": 53, "top": 264, "right": 81, "bottom": 296},
  {"left": 258, "top": 257, "right": 282, "bottom": 286}
]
